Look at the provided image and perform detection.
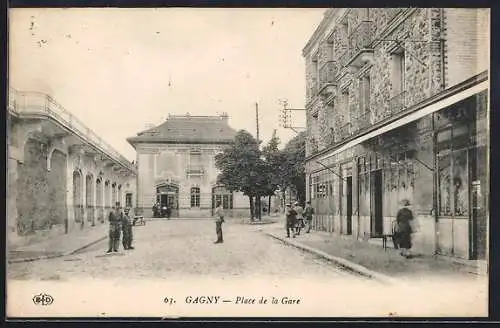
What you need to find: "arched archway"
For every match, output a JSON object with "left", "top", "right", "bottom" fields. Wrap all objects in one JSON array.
[
  {"left": 104, "top": 180, "right": 111, "bottom": 212},
  {"left": 86, "top": 173, "right": 95, "bottom": 226},
  {"left": 96, "top": 177, "right": 104, "bottom": 223},
  {"left": 111, "top": 182, "right": 117, "bottom": 207},
  {"left": 73, "top": 170, "right": 84, "bottom": 229},
  {"left": 17, "top": 138, "right": 50, "bottom": 234},
  {"left": 48, "top": 149, "right": 68, "bottom": 233},
  {"left": 156, "top": 183, "right": 179, "bottom": 218},
  {"left": 117, "top": 184, "right": 123, "bottom": 208}
]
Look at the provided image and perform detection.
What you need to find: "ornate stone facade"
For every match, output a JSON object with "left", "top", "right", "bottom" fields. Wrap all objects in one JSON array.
[
  {"left": 303, "top": 8, "right": 489, "bottom": 260},
  {"left": 7, "top": 89, "right": 136, "bottom": 249},
  {"left": 128, "top": 115, "right": 249, "bottom": 218}
]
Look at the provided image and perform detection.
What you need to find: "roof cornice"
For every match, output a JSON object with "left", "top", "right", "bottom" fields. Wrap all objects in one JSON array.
[
  {"left": 302, "top": 9, "right": 337, "bottom": 57},
  {"left": 126, "top": 137, "right": 234, "bottom": 147}
]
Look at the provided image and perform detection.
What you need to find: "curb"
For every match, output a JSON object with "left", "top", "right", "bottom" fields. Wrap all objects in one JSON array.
[
  {"left": 7, "top": 235, "right": 107, "bottom": 264},
  {"left": 242, "top": 220, "right": 278, "bottom": 225},
  {"left": 264, "top": 232, "right": 397, "bottom": 285}
]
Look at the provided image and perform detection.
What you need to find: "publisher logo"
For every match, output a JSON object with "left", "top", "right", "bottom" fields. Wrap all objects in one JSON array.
[{"left": 32, "top": 293, "right": 54, "bottom": 306}]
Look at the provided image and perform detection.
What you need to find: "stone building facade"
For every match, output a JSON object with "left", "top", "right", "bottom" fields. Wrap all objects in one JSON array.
[
  {"left": 303, "top": 8, "right": 489, "bottom": 261},
  {"left": 7, "top": 89, "right": 137, "bottom": 248},
  {"left": 127, "top": 114, "right": 249, "bottom": 218}
]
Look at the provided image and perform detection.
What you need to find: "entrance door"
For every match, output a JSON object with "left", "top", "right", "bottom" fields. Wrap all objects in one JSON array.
[
  {"left": 346, "top": 176, "right": 353, "bottom": 235},
  {"left": 370, "top": 170, "right": 383, "bottom": 236},
  {"left": 160, "top": 194, "right": 168, "bottom": 207},
  {"left": 167, "top": 194, "right": 178, "bottom": 218},
  {"left": 470, "top": 146, "right": 487, "bottom": 260}
]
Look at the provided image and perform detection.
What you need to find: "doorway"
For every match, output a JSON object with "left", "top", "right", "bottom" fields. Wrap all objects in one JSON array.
[
  {"left": 346, "top": 176, "right": 353, "bottom": 235},
  {"left": 160, "top": 194, "right": 168, "bottom": 207},
  {"left": 470, "top": 145, "right": 487, "bottom": 260},
  {"left": 370, "top": 170, "right": 383, "bottom": 236},
  {"left": 156, "top": 184, "right": 179, "bottom": 218}
]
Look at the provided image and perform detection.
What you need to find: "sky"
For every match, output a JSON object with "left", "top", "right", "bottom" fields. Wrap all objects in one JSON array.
[{"left": 9, "top": 8, "right": 325, "bottom": 161}]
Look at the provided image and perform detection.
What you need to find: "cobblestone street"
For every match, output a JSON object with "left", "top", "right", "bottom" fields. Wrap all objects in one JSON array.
[{"left": 7, "top": 219, "right": 363, "bottom": 282}]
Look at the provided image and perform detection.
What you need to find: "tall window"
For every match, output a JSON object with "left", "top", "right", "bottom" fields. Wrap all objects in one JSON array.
[
  {"left": 341, "top": 89, "right": 350, "bottom": 132},
  {"left": 312, "top": 56, "right": 319, "bottom": 94},
  {"left": 125, "top": 193, "right": 133, "bottom": 208},
  {"left": 189, "top": 150, "right": 202, "bottom": 167},
  {"left": 391, "top": 50, "right": 405, "bottom": 96},
  {"left": 360, "top": 74, "right": 371, "bottom": 114},
  {"left": 190, "top": 187, "right": 200, "bottom": 207}
]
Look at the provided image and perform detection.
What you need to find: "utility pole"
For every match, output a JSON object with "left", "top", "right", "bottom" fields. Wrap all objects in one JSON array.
[{"left": 255, "top": 102, "right": 260, "bottom": 144}]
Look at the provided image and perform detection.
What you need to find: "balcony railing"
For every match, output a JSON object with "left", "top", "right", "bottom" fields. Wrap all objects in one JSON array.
[
  {"left": 186, "top": 165, "right": 205, "bottom": 175},
  {"left": 356, "top": 111, "right": 371, "bottom": 131},
  {"left": 338, "top": 50, "right": 350, "bottom": 69},
  {"left": 388, "top": 90, "right": 408, "bottom": 116},
  {"left": 8, "top": 88, "right": 136, "bottom": 173},
  {"left": 348, "top": 21, "right": 375, "bottom": 57},
  {"left": 319, "top": 61, "right": 338, "bottom": 90},
  {"left": 339, "top": 122, "right": 352, "bottom": 140},
  {"left": 387, "top": 8, "right": 405, "bottom": 23},
  {"left": 307, "top": 77, "right": 319, "bottom": 100}
]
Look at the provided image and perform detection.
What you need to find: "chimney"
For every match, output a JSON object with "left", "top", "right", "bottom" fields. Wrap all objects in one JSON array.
[{"left": 220, "top": 112, "right": 229, "bottom": 123}]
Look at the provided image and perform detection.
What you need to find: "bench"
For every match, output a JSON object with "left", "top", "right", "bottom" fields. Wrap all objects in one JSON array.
[
  {"left": 133, "top": 216, "right": 145, "bottom": 226},
  {"left": 381, "top": 233, "right": 394, "bottom": 251},
  {"left": 364, "top": 226, "right": 397, "bottom": 251}
]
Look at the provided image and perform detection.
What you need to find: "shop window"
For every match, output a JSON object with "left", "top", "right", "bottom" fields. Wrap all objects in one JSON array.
[
  {"left": 438, "top": 153, "right": 452, "bottom": 216},
  {"left": 453, "top": 150, "right": 469, "bottom": 217}
]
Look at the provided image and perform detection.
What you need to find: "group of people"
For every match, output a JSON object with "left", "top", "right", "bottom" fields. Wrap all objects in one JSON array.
[
  {"left": 152, "top": 201, "right": 171, "bottom": 218},
  {"left": 107, "top": 202, "right": 135, "bottom": 253},
  {"left": 285, "top": 201, "right": 315, "bottom": 238},
  {"left": 283, "top": 198, "right": 415, "bottom": 258}
]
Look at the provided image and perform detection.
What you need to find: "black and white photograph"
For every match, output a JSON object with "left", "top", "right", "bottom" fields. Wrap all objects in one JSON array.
[{"left": 6, "top": 7, "right": 490, "bottom": 318}]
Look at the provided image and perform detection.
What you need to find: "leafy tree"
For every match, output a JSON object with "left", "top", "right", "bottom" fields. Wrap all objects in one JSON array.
[
  {"left": 215, "top": 130, "right": 267, "bottom": 220},
  {"left": 280, "top": 131, "right": 306, "bottom": 205},
  {"left": 261, "top": 130, "right": 282, "bottom": 214}
]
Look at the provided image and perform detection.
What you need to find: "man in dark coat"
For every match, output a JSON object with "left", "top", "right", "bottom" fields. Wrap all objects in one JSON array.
[
  {"left": 121, "top": 207, "right": 135, "bottom": 250},
  {"left": 107, "top": 203, "right": 122, "bottom": 253},
  {"left": 395, "top": 199, "right": 414, "bottom": 258},
  {"left": 213, "top": 202, "right": 224, "bottom": 244},
  {"left": 285, "top": 204, "right": 297, "bottom": 238}
]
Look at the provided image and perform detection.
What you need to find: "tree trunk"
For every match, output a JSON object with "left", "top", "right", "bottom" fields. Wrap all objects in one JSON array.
[
  {"left": 249, "top": 196, "right": 254, "bottom": 220},
  {"left": 256, "top": 195, "right": 261, "bottom": 221},
  {"left": 268, "top": 195, "right": 272, "bottom": 217}
]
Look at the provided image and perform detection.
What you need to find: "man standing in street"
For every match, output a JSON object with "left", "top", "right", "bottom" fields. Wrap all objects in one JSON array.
[
  {"left": 214, "top": 202, "right": 224, "bottom": 244},
  {"left": 107, "top": 203, "right": 122, "bottom": 253},
  {"left": 285, "top": 203, "right": 297, "bottom": 238},
  {"left": 293, "top": 201, "right": 305, "bottom": 235},
  {"left": 304, "top": 201, "right": 315, "bottom": 233},
  {"left": 121, "top": 207, "right": 135, "bottom": 250}
]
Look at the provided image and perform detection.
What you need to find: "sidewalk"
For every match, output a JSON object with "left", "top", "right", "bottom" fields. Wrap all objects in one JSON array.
[
  {"left": 262, "top": 222, "right": 487, "bottom": 282},
  {"left": 7, "top": 224, "right": 108, "bottom": 264}
]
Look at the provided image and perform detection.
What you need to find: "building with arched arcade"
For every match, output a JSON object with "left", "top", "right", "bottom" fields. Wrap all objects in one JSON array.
[
  {"left": 7, "top": 89, "right": 137, "bottom": 248},
  {"left": 127, "top": 113, "right": 249, "bottom": 218}
]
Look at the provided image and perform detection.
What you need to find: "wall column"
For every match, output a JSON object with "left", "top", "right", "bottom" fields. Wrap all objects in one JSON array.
[
  {"left": 7, "top": 157, "right": 20, "bottom": 247},
  {"left": 81, "top": 169, "right": 87, "bottom": 229},
  {"left": 92, "top": 176, "right": 97, "bottom": 225},
  {"left": 66, "top": 156, "right": 75, "bottom": 233}
]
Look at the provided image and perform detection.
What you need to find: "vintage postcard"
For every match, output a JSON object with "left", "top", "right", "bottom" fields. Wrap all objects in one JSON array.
[{"left": 6, "top": 7, "right": 490, "bottom": 318}]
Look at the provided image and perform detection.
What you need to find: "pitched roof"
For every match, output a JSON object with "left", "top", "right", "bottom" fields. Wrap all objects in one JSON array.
[{"left": 127, "top": 114, "right": 238, "bottom": 146}]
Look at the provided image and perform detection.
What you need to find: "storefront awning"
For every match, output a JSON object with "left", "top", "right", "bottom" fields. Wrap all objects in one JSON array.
[{"left": 316, "top": 73, "right": 489, "bottom": 163}]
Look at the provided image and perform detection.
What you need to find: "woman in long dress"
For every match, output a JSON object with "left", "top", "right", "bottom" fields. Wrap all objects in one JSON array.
[{"left": 395, "top": 199, "right": 414, "bottom": 258}]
